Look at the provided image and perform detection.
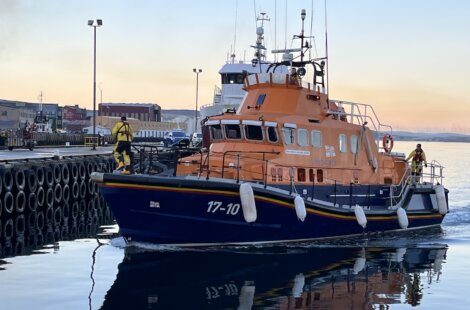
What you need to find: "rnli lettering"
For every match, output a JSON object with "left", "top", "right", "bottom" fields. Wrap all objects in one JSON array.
[
  {"left": 325, "top": 145, "right": 336, "bottom": 157},
  {"left": 285, "top": 149, "right": 311, "bottom": 156}
]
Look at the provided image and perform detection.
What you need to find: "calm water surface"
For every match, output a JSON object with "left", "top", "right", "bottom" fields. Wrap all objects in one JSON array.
[{"left": 1, "top": 141, "right": 470, "bottom": 309}]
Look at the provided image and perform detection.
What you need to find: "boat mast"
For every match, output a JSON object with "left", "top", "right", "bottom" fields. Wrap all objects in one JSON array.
[{"left": 251, "top": 13, "right": 269, "bottom": 73}]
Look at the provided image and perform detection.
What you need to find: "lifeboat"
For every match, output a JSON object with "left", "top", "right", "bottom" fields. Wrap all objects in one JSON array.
[{"left": 92, "top": 10, "right": 448, "bottom": 246}]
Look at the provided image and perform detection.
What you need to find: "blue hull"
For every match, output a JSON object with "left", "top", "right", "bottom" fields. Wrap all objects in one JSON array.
[{"left": 97, "top": 174, "right": 445, "bottom": 245}]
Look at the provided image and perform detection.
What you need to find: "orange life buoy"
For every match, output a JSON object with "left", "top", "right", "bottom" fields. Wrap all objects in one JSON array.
[{"left": 382, "top": 134, "right": 394, "bottom": 153}]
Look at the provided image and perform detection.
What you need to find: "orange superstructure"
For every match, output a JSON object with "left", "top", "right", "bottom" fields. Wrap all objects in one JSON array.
[{"left": 177, "top": 72, "right": 407, "bottom": 188}]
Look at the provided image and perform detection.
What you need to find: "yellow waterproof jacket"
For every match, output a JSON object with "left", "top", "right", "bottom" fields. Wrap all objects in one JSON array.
[
  {"left": 112, "top": 121, "right": 133, "bottom": 142},
  {"left": 406, "top": 149, "right": 427, "bottom": 164}
]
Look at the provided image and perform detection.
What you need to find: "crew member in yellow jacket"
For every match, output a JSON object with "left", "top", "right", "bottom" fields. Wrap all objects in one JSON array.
[
  {"left": 406, "top": 143, "right": 427, "bottom": 182},
  {"left": 112, "top": 116, "right": 133, "bottom": 173}
]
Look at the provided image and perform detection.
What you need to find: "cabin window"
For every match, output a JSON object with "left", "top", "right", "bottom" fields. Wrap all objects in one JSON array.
[
  {"left": 221, "top": 73, "right": 245, "bottom": 84},
  {"left": 267, "top": 127, "right": 278, "bottom": 143},
  {"left": 244, "top": 125, "right": 263, "bottom": 141},
  {"left": 311, "top": 130, "right": 322, "bottom": 148},
  {"left": 317, "top": 169, "right": 324, "bottom": 182},
  {"left": 225, "top": 124, "right": 242, "bottom": 139},
  {"left": 256, "top": 94, "right": 266, "bottom": 106},
  {"left": 297, "top": 129, "right": 309, "bottom": 147},
  {"left": 209, "top": 125, "right": 223, "bottom": 140},
  {"left": 309, "top": 169, "right": 315, "bottom": 182},
  {"left": 297, "top": 168, "right": 306, "bottom": 182},
  {"left": 282, "top": 128, "right": 295, "bottom": 145},
  {"left": 350, "top": 135, "right": 358, "bottom": 154},
  {"left": 339, "top": 134, "right": 347, "bottom": 153}
]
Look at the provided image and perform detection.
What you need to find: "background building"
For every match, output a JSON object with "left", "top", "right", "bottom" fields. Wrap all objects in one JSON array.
[
  {"left": 0, "top": 99, "right": 60, "bottom": 130},
  {"left": 98, "top": 103, "right": 161, "bottom": 122}
]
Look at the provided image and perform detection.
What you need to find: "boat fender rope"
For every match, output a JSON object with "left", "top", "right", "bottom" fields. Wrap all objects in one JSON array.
[
  {"left": 354, "top": 204, "right": 367, "bottom": 228},
  {"left": 239, "top": 183, "right": 257, "bottom": 223}
]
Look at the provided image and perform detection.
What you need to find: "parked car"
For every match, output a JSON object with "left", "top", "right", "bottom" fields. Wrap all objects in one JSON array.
[
  {"left": 164, "top": 130, "right": 187, "bottom": 145},
  {"left": 190, "top": 132, "right": 203, "bottom": 146}
]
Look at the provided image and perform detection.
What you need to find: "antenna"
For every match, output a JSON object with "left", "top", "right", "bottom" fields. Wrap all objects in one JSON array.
[
  {"left": 231, "top": 0, "right": 238, "bottom": 63},
  {"left": 274, "top": 0, "right": 278, "bottom": 62},
  {"left": 251, "top": 12, "right": 270, "bottom": 73},
  {"left": 324, "top": 0, "right": 330, "bottom": 99}
]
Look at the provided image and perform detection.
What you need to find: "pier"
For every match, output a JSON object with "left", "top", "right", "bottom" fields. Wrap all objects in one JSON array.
[{"left": 0, "top": 147, "right": 115, "bottom": 254}]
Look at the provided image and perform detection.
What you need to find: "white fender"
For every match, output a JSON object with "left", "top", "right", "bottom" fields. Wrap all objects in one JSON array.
[
  {"left": 239, "top": 183, "right": 257, "bottom": 223},
  {"left": 294, "top": 195, "right": 307, "bottom": 221},
  {"left": 397, "top": 207, "right": 409, "bottom": 229},
  {"left": 434, "top": 185, "right": 448, "bottom": 215},
  {"left": 354, "top": 205, "right": 367, "bottom": 228},
  {"left": 292, "top": 273, "right": 305, "bottom": 298},
  {"left": 353, "top": 257, "right": 366, "bottom": 275},
  {"left": 238, "top": 284, "right": 255, "bottom": 309}
]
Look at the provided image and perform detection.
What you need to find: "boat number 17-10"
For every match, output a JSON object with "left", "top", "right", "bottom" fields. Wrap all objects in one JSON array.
[{"left": 207, "top": 201, "right": 240, "bottom": 215}]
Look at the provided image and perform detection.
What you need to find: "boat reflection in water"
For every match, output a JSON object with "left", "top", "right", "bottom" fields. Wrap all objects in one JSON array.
[{"left": 102, "top": 244, "right": 447, "bottom": 309}]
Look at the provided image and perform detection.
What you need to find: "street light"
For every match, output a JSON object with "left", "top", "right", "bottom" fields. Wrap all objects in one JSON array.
[
  {"left": 88, "top": 19, "right": 103, "bottom": 150},
  {"left": 193, "top": 68, "right": 202, "bottom": 133}
]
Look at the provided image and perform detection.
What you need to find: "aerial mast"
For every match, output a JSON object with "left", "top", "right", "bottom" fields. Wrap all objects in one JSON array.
[{"left": 251, "top": 12, "right": 269, "bottom": 73}]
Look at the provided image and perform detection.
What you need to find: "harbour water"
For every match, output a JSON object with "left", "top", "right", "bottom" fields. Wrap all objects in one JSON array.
[{"left": 1, "top": 141, "right": 470, "bottom": 309}]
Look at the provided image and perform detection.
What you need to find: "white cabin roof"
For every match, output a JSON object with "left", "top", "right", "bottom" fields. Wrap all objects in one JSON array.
[{"left": 219, "top": 63, "right": 288, "bottom": 74}]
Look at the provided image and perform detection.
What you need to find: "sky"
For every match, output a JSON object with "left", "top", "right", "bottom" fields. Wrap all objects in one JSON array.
[{"left": 0, "top": 0, "right": 469, "bottom": 133}]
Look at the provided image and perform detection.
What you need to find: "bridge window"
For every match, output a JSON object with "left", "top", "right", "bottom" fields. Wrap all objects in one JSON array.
[
  {"left": 350, "top": 135, "right": 358, "bottom": 154},
  {"left": 256, "top": 94, "right": 266, "bottom": 106},
  {"left": 339, "top": 134, "right": 347, "bottom": 153},
  {"left": 298, "top": 129, "right": 309, "bottom": 147},
  {"left": 311, "top": 130, "right": 322, "bottom": 147},
  {"left": 225, "top": 124, "right": 242, "bottom": 139},
  {"left": 209, "top": 125, "right": 223, "bottom": 140},
  {"left": 267, "top": 127, "right": 278, "bottom": 143},
  {"left": 221, "top": 73, "right": 245, "bottom": 84},
  {"left": 282, "top": 128, "right": 295, "bottom": 145},
  {"left": 244, "top": 125, "right": 263, "bottom": 141}
]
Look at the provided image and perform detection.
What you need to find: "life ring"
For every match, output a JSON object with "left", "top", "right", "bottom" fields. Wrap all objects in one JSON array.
[{"left": 382, "top": 134, "right": 394, "bottom": 153}]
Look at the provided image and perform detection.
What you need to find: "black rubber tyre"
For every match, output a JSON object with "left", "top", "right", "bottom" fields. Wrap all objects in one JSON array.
[
  {"left": 15, "top": 190, "right": 26, "bottom": 213},
  {"left": 63, "top": 202, "right": 70, "bottom": 223},
  {"left": 28, "top": 212, "right": 37, "bottom": 231},
  {"left": 15, "top": 214, "right": 25, "bottom": 235},
  {"left": 71, "top": 201, "right": 79, "bottom": 220},
  {"left": 70, "top": 161, "right": 79, "bottom": 181},
  {"left": 26, "top": 169, "right": 38, "bottom": 193},
  {"left": 46, "top": 188, "right": 54, "bottom": 208},
  {"left": 86, "top": 160, "right": 94, "bottom": 177},
  {"left": 27, "top": 192, "right": 37, "bottom": 212},
  {"left": 4, "top": 218, "right": 14, "bottom": 239},
  {"left": 37, "top": 187, "right": 45, "bottom": 208},
  {"left": 53, "top": 183, "right": 63, "bottom": 204},
  {"left": 71, "top": 181, "right": 79, "bottom": 200},
  {"left": 61, "top": 163, "right": 70, "bottom": 184},
  {"left": 53, "top": 206, "right": 62, "bottom": 226},
  {"left": 3, "top": 191, "right": 14, "bottom": 214},
  {"left": 44, "top": 167, "right": 54, "bottom": 188},
  {"left": 78, "top": 162, "right": 86, "bottom": 180},
  {"left": 14, "top": 168, "right": 26, "bottom": 191},
  {"left": 51, "top": 163, "right": 61, "bottom": 184},
  {"left": 62, "top": 184, "right": 70, "bottom": 202},
  {"left": 34, "top": 166, "right": 45, "bottom": 186},
  {"left": 87, "top": 179, "right": 95, "bottom": 195},
  {"left": 79, "top": 180, "right": 87, "bottom": 199},
  {"left": 45, "top": 206, "right": 54, "bottom": 224},
  {"left": 37, "top": 211, "right": 45, "bottom": 230}
]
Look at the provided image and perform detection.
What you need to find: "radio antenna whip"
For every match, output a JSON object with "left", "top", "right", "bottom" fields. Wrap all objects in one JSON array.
[{"left": 324, "top": 0, "right": 330, "bottom": 98}]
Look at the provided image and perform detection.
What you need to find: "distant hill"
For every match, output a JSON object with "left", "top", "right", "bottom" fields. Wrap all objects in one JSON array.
[{"left": 390, "top": 131, "right": 470, "bottom": 143}]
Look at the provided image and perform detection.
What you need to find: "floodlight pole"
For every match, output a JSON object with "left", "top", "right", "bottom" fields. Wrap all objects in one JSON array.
[
  {"left": 193, "top": 68, "right": 202, "bottom": 133},
  {"left": 88, "top": 19, "right": 102, "bottom": 150}
]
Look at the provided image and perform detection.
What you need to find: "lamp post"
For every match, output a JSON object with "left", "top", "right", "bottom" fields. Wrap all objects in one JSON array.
[
  {"left": 88, "top": 19, "right": 103, "bottom": 150},
  {"left": 193, "top": 68, "right": 202, "bottom": 133}
]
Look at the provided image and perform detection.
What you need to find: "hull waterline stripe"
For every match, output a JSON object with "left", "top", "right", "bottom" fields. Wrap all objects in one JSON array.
[{"left": 102, "top": 182, "right": 443, "bottom": 221}]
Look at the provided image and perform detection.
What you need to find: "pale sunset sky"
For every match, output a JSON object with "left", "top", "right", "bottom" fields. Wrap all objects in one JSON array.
[{"left": 0, "top": 0, "right": 469, "bottom": 132}]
